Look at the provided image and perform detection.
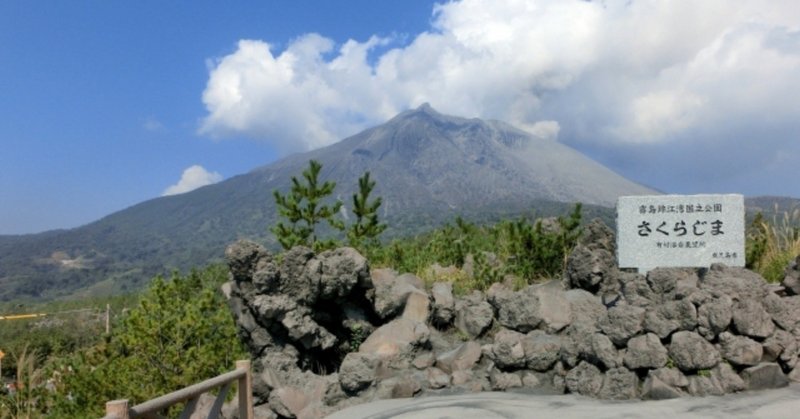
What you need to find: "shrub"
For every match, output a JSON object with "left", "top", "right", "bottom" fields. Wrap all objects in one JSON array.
[
  {"left": 746, "top": 208, "right": 800, "bottom": 282},
  {"left": 44, "top": 265, "right": 245, "bottom": 418}
]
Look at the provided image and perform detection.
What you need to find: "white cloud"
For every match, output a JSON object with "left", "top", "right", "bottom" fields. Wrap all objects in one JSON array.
[
  {"left": 528, "top": 120, "right": 560, "bottom": 141},
  {"left": 142, "top": 116, "right": 165, "bottom": 132},
  {"left": 162, "top": 165, "right": 223, "bottom": 196},
  {"left": 199, "top": 0, "right": 800, "bottom": 195}
]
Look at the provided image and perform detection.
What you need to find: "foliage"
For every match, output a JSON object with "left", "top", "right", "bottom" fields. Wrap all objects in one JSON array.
[
  {"left": 271, "top": 161, "right": 388, "bottom": 254},
  {"left": 370, "top": 203, "right": 584, "bottom": 291},
  {"left": 271, "top": 160, "right": 345, "bottom": 251},
  {"left": 0, "top": 294, "right": 135, "bottom": 383},
  {"left": 345, "top": 324, "right": 369, "bottom": 353},
  {"left": 499, "top": 203, "right": 583, "bottom": 280},
  {"left": 40, "top": 265, "right": 245, "bottom": 418},
  {"left": 746, "top": 208, "right": 800, "bottom": 282},
  {"left": 0, "top": 346, "right": 47, "bottom": 419},
  {"left": 347, "top": 172, "right": 387, "bottom": 253}
]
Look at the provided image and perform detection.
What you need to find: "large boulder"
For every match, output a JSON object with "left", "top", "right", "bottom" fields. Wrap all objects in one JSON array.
[
  {"left": 339, "top": 353, "right": 379, "bottom": 394},
  {"left": 687, "top": 375, "right": 724, "bottom": 397},
  {"left": 642, "top": 368, "right": 688, "bottom": 400},
  {"left": 370, "top": 269, "right": 425, "bottom": 320},
  {"left": 359, "top": 318, "right": 430, "bottom": 359},
  {"left": 314, "top": 247, "right": 370, "bottom": 300},
  {"left": 225, "top": 239, "right": 271, "bottom": 283},
  {"left": 530, "top": 281, "right": 572, "bottom": 333},
  {"left": 521, "top": 331, "right": 561, "bottom": 372},
  {"left": 644, "top": 300, "right": 697, "bottom": 339},
  {"left": 668, "top": 331, "right": 720, "bottom": 371},
  {"left": 454, "top": 291, "right": 494, "bottom": 338},
  {"left": 700, "top": 264, "right": 769, "bottom": 301},
  {"left": 711, "top": 362, "right": 746, "bottom": 393},
  {"left": 762, "top": 329, "right": 799, "bottom": 367},
  {"left": 618, "top": 272, "right": 654, "bottom": 308},
  {"left": 566, "top": 245, "right": 617, "bottom": 293},
  {"left": 488, "top": 281, "right": 572, "bottom": 334},
  {"left": 430, "top": 282, "right": 455, "bottom": 326},
  {"left": 696, "top": 295, "right": 733, "bottom": 340},
  {"left": 624, "top": 333, "right": 668, "bottom": 370},
  {"left": 731, "top": 299, "right": 775, "bottom": 339},
  {"left": 740, "top": 362, "right": 789, "bottom": 390},
  {"left": 599, "top": 367, "right": 639, "bottom": 400},
  {"left": 781, "top": 255, "right": 800, "bottom": 295},
  {"left": 487, "top": 329, "right": 527, "bottom": 370},
  {"left": 590, "top": 333, "right": 622, "bottom": 370},
  {"left": 718, "top": 332, "right": 763, "bottom": 367},
  {"left": 599, "top": 305, "right": 646, "bottom": 346},
  {"left": 278, "top": 246, "right": 317, "bottom": 304},
  {"left": 486, "top": 283, "right": 541, "bottom": 332},
  {"left": 565, "top": 289, "right": 605, "bottom": 329},
  {"left": 763, "top": 293, "right": 800, "bottom": 332},
  {"left": 642, "top": 375, "right": 684, "bottom": 400},
  {"left": 436, "top": 341, "right": 482, "bottom": 374},
  {"left": 565, "top": 361, "right": 604, "bottom": 397}
]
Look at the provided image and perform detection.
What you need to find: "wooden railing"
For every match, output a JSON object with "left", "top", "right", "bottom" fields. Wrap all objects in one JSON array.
[{"left": 102, "top": 360, "right": 254, "bottom": 419}]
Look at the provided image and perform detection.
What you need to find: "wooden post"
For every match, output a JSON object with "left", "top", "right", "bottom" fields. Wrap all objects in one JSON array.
[
  {"left": 105, "top": 399, "right": 130, "bottom": 419},
  {"left": 236, "top": 360, "right": 254, "bottom": 419},
  {"left": 106, "top": 304, "right": 110, "bottom": 334}
]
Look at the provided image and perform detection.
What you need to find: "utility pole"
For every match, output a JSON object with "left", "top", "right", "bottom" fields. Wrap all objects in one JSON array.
[{"left": 106, "top": 304, "right": 110, "bottom": 334}]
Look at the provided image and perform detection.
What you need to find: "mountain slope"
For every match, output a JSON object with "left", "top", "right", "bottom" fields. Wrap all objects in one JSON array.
[
  {"left": 265, "top": 104, "right": 656, "bottom": 212},
  {"left": 0, "top": 105, "right": 657, "bottom": 300}
]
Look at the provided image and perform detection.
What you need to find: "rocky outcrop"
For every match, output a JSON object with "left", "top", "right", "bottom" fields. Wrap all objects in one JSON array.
[
  {"left": 222, "top": 221, "right": 800, "bottom": 418},
  {"left": 782, "top": 255, "right": 800, "bottom": 295}
]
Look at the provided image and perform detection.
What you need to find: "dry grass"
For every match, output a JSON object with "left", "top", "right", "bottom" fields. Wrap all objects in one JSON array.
[
  {"left": 1, "top": 346, "right": 46, "bottom": 419},
  {"left": 749, "top": 207, "right": 800, "bottom": 282}
]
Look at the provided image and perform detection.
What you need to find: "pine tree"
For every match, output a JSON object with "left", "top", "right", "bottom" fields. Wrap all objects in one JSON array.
[
  {"left": 347, "top": 171, "right": 387, "bottom": 250},
  {"left": 271, "top": 160, "right": 344, "bottom": 250}
]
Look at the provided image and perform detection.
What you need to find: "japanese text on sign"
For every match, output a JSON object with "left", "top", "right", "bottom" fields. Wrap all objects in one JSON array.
[{"left": 617, "top": 194, "right": 745, "bottom": 273}]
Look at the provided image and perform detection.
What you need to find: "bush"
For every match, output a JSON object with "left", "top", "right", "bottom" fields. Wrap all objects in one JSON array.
[
  {"left": 44, "top": 265, "right": 245, "bottom": 418},
  {"left": 746, "top": 209, "right": 800, "bottom": 282},
  {"left": 370, "top": 203, "right": 583, "bottom": 290}
]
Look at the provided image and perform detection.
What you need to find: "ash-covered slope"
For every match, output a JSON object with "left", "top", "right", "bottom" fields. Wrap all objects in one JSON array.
[{"left": 258, "top": 103, "right": 656, "bottom": 217}]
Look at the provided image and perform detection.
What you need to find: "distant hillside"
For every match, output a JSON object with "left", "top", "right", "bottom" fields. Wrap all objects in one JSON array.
[
  {"left": 745, "top": 196, "right": 800, "bottom": 217},
  {"left": 1, "top": 105, "right": 660, "bottom": 301}
]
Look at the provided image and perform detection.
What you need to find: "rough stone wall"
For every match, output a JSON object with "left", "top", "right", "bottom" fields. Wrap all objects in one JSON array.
[{"left": 222, "top": 219, "right": 800, "bottom": 419}]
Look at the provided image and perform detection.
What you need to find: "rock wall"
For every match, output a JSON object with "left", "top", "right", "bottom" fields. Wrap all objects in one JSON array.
[{"left": 222, "top": 220, "right": 800, "bottom": 419}]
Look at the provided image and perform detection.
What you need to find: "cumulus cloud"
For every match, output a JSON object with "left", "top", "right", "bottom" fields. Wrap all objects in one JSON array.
[
  {"left": 199, "top": 0, "right": 800, "bottom": 195},
  {"left": 163, "top": 165, "right": 223, "bottom": 196}
]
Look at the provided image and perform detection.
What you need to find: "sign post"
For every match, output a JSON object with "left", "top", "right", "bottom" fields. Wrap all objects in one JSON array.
[{"left": 617, "top": 194, "right": 745, "bottom": 273}]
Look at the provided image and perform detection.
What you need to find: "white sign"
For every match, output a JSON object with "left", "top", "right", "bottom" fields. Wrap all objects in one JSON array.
[{"left": 617, "top": 194, "right": 745, "bottom": 273}]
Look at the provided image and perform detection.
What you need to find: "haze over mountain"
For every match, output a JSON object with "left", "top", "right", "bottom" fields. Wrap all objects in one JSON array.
[{"left": 1, "top": 105, "right": 660, "bottom": 300}]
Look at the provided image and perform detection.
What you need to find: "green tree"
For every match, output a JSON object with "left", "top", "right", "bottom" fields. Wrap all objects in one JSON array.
[
  {"left": 746, "top": 212, "right": 768, "bottom": 270},
  {"left": 271, "top": 160, "right": 344, "bottom": 250},
  {"left": 503, "top": 203, "right": 583, "bottom": 280},
  {"left": 46, "top": 265, "right": 245, "bottom": 418},
  {"left": 347, "top": 171, "right": 387, "bottom": 251}
]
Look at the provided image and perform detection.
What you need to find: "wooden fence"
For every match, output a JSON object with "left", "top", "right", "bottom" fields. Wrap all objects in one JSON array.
[{"left": 102, "top": 360, "right": 253, "bottom": 419}]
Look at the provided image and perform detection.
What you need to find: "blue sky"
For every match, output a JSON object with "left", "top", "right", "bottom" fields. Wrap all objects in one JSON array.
[{"left": 1, "top": 1, "right": 799, "bottom": 234}]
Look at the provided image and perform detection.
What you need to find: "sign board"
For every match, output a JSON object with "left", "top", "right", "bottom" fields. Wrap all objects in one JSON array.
[{"left": 617, "top": 194, "right": 745, "bottom": 273}]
